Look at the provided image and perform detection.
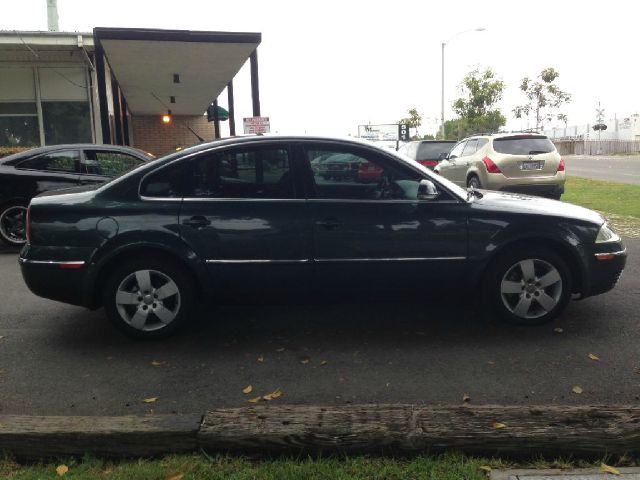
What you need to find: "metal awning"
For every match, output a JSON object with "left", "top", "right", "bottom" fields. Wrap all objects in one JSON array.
[{"left": 93, "top": 27, "right": 261, "bottom": 116}]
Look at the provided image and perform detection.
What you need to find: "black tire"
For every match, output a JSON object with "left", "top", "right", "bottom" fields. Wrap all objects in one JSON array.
[
  {"left": 0, "top": 202, "right": 28, "bottom": 247},
  {"left": 467, "top": 175, "right": 482, "bottom": 189},
  {"left": 103, "top": 255, "right": 196, "bottom": 339},
  {"left": 549, "top": 193, "right": 562, "bottom": 200},
  {"left": 482, "top": 246, "right": 572, "bottom": 326}
]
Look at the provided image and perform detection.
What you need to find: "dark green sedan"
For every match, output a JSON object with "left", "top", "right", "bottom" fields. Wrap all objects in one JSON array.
[{"left": 19, "top": 136, "right": 626, "bottom": 339}]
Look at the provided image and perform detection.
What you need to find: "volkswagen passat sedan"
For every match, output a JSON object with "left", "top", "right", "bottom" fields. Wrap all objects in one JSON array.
[{"left": 19, "top": 136, "right": 626, "bottom": 339}]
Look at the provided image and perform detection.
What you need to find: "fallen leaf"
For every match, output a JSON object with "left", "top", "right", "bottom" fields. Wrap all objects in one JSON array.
[
  {"left": 492, "top": 422, "right": 506, "bottom": 429},
  {"left": 572, "top": 386, "right": 583, "bottom": 394},
  {"left": 479, "top": 465, "right": 492, "bottom": 473},
  {"left": 56, "top": 465, "right": 68, "bottom": 476},
  {"left": 0, "top": 336, "right": 4, "bottom": 340},
  {"left": 588, "top": 353, "right": 601, "bottom": 361},
  {"left": 151, "top": 361, "right": 165, "bottom": 367},
  {"left": 462, "top": 393, "right": 471, "bottom": 403},
  {"left": 320, "top": 360, "right": 327, "bottom": 366},
  {"left": 600, "top": 463, "right": 621, "bottom": 475},
  {"left": 242, "top": 385, "right": 253, "bottom": 394},
  {"left": 165, "top": 474, "right": 184, "bottom": 480},
  {"left": 300, "top": 357, "right": 310, "bottom": 364},
  {"left": 257, "top": 355, "right": 264, "bottom": 363},
  {"left": 276, "top": 347, "right": 285, "bottom": 352},
  {"left": 142, "top": 397, "right": 158, "bottom": 403},
  {"left": 553, "top": 327, "right": 564, "bottom": 333},
  {"left": 247, "top": 396, "right": 261, "bottom": 403},
  {"left": 263, "top": 389, "right": 283, "bottom": 401},
  {"left": 634, "top": 367, "right": 640, "bottom": 375}
]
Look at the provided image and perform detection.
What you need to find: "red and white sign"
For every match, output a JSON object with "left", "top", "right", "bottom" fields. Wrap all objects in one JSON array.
[{"left": 243, "top": 116, "right": 270, "bottom": 134}]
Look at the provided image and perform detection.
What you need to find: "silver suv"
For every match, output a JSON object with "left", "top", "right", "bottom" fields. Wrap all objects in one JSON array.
[{"left": 434, "top": 133, "right": 565, "bottom": 199}]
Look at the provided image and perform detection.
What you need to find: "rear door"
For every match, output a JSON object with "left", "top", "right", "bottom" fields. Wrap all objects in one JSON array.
[
  {"left": 491, "top": 135, "right": 560, "bottom": 179},
  {"left": 175, "top": 142, "right": 313, "bottom": 298}
]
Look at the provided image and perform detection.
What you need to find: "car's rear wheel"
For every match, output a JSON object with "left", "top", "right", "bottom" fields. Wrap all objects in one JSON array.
[
  {"left": 0, "top": 203, "right": 28, "bottom": 247},
  {"left": 484, "top": 246, "right": 572, "bottom": 325},
  {"left": 103, "top": 256, "right": 195, "bottom": 339},
  {"left": 467, "top": 175, "right": 482, "bottom": 189}
]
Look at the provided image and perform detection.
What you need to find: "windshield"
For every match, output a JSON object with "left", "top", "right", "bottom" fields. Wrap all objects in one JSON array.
[
  {"left": 492, "top": 135, "right": 556, "bottom": 155},
  {"left": 417, "top": 142, "right": 455, "bottom": 159},
  {"left": 389, "top": 148, "right": 468, "bottom": 200}
]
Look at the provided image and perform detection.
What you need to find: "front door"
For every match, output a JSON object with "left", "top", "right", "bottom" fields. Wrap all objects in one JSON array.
[
  {"left": 300, "top": 142, "right": 468, "bottom": 297},
  {"left": 176, "top": 143, "right": 313, "bottom": 299}
]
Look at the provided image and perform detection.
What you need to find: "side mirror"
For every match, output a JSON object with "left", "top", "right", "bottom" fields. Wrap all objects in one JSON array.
[
  {"left": 417, "top": 179, "right": 440, "bottom": 201},
  {"left": 438, "top": 152, "right": 448, "bottom": 161}
]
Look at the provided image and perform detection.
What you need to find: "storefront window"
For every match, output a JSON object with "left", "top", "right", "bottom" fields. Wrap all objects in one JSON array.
[
  {"left": 0, "top": 102, "right": 39, "bottom": 147},
  {"left": 42, "top": 101, "right": 91, "bottom": 145}
]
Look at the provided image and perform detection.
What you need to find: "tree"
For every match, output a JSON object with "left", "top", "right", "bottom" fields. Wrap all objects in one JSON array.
[
  {"left": 441, "top": 67, "right": 506, "bottom": 140},
  {"left": 398, "top": 108, "right": 422, "bottom": 139},
  {"left": 513, "top": 68, "right": 571, "bottom": 132}
]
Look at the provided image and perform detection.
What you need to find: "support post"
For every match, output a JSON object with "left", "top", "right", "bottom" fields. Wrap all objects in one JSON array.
[
  {"left": 250, "top": 50, "right": 261, "bottom": 117},
  {"left": 227, "top": 81, "right": 236, "bottom": 136},
  {"left": 212, "top": 99, "right": 220, "bottom": 139},
  {"left": 94, "top": 41, "right": 111, "bottom": 144}
]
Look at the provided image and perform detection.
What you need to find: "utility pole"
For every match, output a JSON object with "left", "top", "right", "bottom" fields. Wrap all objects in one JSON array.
[{"left": 46, "top": 0, "right": 59, "bottom": 31}]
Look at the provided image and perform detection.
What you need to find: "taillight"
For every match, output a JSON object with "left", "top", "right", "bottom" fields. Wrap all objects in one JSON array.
[
  {"left": 482, "top": 156, "right": 502, "bottom": 174},
  {"left": 417, "top": 159, "right": 438, "bottom": 167},
  {"left": 557, "top": 158, "right": 565, "bottom": 172},
  {"left": 25, "top": 205, "right": 31, "bottom": 244}
]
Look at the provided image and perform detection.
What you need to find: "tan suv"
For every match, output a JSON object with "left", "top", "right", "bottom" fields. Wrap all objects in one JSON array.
[{"left": 433, "top": 133, "right": 565, "bottom": 199}]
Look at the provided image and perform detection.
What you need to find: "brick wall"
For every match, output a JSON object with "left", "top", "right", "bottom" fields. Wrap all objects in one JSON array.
[{"left": 130, "top": 115, "right": 216, "bottom": 156}]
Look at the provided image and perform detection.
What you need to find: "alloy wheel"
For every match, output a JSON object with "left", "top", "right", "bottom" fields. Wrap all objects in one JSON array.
[
  {"left": 115, "top": 269, "right": 181, "bottom": 331},
  {"left": 500, "top": 258, "right": 563, "bottom": 320},
  {"left": 0, "top": 205, "right": 27, "bottom": 245}
]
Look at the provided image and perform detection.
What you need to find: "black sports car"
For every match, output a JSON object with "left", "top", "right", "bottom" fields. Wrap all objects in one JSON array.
[{"left": 0, "top": 144, "right": 151, "bottom": 246}]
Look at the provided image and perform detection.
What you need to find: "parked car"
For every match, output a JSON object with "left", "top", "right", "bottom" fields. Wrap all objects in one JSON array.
[
  {"left": 20, "top": 136, "right": 625, "bottom": 339},
  {"left": 0, "top": 144, "right": 151, "bottom": 246},
  {"left": 398, "top": 140, "right": 456, "bottom": 169},
  {"left": 434, "top": 133, "right": 565, "bottom": 199}
]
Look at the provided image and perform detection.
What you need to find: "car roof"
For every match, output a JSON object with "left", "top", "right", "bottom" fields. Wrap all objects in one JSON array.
[
  {"left": 0, "top": 144, "right": 151, "bottom": 165},
  {"left": 459, "top": 132, "right": 550, "bottom": 142}
]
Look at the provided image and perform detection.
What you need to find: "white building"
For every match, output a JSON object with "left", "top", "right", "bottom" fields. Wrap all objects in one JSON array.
[{"left": 545, "top": 114, "right": 640, "bottom": 141}]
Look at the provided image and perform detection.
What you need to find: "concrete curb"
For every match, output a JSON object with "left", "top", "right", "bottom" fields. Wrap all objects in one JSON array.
[{"left": 1, "top": 404, "right": 640, "bottom": 459}]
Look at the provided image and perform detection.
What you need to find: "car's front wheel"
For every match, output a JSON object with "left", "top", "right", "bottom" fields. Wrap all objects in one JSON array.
[
  {"left": 0, "top": 202, "right": 28, "bottom": 247},
  {"left": 103, "top": 256, "right": 195, "bottom": 339},
  {"left": 467, "top": 175, "right": 482, "bottom": 189},
  {"left": 484, "top": 247, "right": 572, "bottom": 325}
]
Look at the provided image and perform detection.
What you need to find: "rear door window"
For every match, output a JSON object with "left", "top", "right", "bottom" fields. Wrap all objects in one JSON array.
[
  {"left": 83, "top": 150, "right": 143, "bottom": 177},
  {"left": 493, "top": 136, "right": 556, "bottom": 155}
]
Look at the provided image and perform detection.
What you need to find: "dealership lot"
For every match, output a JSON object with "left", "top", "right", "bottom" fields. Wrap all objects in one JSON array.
[{"left": 0, "top": 239, "right": 638, "bottom": 416}]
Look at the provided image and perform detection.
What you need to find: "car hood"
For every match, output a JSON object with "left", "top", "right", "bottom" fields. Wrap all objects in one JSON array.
[{"left": 473, "top": 190, "right": 604, "bottom": 225}]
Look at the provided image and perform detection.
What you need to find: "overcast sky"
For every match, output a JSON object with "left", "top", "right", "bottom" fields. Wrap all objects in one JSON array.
[{"left": 3, "top": 0, "right": 639, "bottom": 136}]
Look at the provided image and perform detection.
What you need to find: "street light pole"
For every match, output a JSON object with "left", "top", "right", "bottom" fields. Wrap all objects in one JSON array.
[{"left": 440, "top": 28, "right": 486, "bottom": 140}]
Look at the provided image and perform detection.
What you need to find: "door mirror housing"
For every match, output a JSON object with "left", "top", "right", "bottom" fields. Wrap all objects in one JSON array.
[{"left": 417, "top": 179, "right": 440, "bottom": 201}]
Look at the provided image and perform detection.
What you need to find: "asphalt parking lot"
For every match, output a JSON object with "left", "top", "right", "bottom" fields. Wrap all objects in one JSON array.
[
  {"left": 0, "top": 240, "right": 638, "bottom": 416},
  {"left": 565, "top": 155, "right": 640, "bottom": 184}
]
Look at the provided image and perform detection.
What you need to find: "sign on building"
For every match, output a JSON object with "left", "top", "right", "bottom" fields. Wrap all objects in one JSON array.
[{"left": 243, "top": 116, "right": 270, "bottom": 134}]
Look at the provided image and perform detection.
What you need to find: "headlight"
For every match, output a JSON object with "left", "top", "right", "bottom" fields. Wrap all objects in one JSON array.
[{"left": 595, "top": 222, "right": 620, "bottom": 243}]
